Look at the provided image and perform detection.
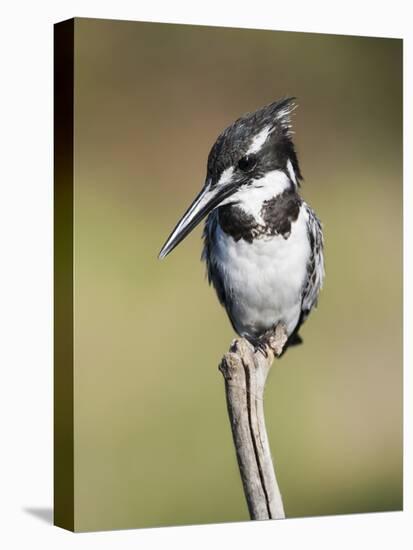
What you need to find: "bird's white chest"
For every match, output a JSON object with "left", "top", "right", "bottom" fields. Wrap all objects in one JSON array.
[{"left": 211, "top": 205, "right": 310, "bottom": 338}]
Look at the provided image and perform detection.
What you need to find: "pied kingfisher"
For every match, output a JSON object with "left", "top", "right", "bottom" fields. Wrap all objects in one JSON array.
[{"left": 159, "top": 98, "right": 324, "bottom": 354}]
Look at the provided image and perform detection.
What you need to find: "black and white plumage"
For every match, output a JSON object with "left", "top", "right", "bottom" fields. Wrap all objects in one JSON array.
[{"left": 159, "top": 98, "right": 324, "bottom": 352}]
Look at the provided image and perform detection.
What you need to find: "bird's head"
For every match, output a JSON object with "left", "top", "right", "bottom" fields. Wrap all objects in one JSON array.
[{"left": 159, "top": 97, "right": 302, "bottom": 259}]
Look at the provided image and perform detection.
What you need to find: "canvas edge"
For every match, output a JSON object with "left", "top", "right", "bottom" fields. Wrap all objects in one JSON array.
[{"left": 53, "top": 17, "right": 75, "bottom": 532}]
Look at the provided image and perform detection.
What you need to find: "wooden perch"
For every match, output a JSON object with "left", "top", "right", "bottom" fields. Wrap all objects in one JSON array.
[{"left": 219, "top": 323, "right": 288, "bottom": 520}]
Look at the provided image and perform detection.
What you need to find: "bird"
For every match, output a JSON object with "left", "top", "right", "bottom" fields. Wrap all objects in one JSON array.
[{"left": 159, "top": 98, "right": 324, "bottom": 355}]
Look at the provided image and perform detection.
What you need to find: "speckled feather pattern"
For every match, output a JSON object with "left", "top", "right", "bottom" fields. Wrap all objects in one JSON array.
[{"left": 202, "top": 197, "right": 324, "bottom": 341}]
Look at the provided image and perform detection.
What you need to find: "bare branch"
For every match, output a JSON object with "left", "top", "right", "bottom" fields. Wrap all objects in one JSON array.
[{"left": 219, "top": 324, "right": 287, "bottom": 520}]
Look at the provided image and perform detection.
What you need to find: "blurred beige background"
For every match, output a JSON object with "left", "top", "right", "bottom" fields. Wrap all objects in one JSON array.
[{"left": 73, "top": 18, "right": 402, "bottom": 531}]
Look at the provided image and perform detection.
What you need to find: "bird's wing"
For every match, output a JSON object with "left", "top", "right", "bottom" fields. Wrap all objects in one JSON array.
[
  {"left": 301, "top": 203, "right": 325, "bottom": 319},
  {"left": 201, "top": 212, "right": 228, "bottom": 307}
]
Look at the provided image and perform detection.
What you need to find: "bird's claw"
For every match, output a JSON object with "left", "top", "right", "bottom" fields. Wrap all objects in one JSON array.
[{"left": 249, "top": 338, "right": 269, "bottom": 357}]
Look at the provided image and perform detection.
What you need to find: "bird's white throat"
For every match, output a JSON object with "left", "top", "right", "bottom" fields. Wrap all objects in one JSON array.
[{"left": 220, "top": 169, "right": 292, "bottom": 224}]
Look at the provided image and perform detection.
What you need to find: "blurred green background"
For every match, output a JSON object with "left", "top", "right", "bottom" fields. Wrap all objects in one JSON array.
[{"left": 73, "top": 18, "right": 402, "bottom": 531}]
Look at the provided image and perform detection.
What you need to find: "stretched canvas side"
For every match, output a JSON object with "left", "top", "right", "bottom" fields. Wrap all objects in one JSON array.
[{"left": 54, "top": 18, "right": 75, "bottom": 532}]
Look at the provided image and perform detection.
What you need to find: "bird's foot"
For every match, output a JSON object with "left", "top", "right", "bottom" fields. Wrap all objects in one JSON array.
[
  {"left": 245, "top": 323, "right": 288, "bottom": 359},
  {"left": 255, "top": 341, "right": 270, "bottom": 358},
  {"left": 261, "top": 323, "right": 289, "bottom": 357},
  {"left": 247, "top": 336, "right": 270, "bottom": 358}
]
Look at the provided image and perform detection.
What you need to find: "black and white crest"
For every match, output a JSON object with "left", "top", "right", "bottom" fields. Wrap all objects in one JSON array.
[{"left": 206, "top": 98, "right": 303, "bottom": 188}]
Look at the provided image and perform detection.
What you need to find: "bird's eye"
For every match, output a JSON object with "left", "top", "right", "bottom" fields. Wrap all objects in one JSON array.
[{"left": 238, "top": 154, "right": 257, "bottom": 172}]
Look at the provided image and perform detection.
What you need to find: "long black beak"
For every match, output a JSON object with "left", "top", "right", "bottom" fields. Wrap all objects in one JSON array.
[{"left": 159, "top": 180, "right": 237, "bottom": 259}]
